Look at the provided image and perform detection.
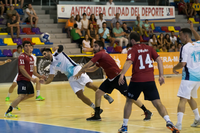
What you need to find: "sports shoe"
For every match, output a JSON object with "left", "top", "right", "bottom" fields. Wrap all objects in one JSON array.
[
  {"left": 166, "top": 121, "right": 180, "bottom": 133},
  {"left": 143, "top": 110, "right": 153, "bottom": 121},
  {"left": 175, "top": 123, "right": 182, "bottom": 130},
  {"left": 5, "top": 97, "right": 10, "bottom": 102},
  {"left": 191, "top": 118, "right": 200, "bottom": 127},
  {"left": 118, "top": 125, "right": 128, "bottom": 133},
  {"left": 36, "top": 95, "right": 45, "bottom": 101},
  {"left": 91, "top": 109, "right": 103, "bottom": 116},
  {"left": 87, "top": 115, "right": 101, "bottom": 121},
  {"left": 104, "top": 94, "right": 114, "bottom": 104},
  {"left": 10, "top": 103, "right": 21, "bottom": 111},
  {"left": 4, "top": 112, "right": 18, "bottom": 118}
]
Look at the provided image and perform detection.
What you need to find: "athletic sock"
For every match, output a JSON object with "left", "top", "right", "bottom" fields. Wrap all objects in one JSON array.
[
  {"left": 177, "top": 112, "right": 184, "bottom": 124},
  {"left": 36, "top": 90, "right": 40, "bottom": 97},
  {"left": 6, "top": 106, "right": 13, "bottom": 114},
  {"left": 90, "top": 103, "right": 95, "bottom": 109},
  {"left": 193, "top": 108, "right": 200, "bottom": 120},
  {"left": 7, "top": 93, "right": 11, "bottom": 97},
  {"left": 140, "top": 105, "right": 147, "bottom": 112},
  {"left": 163, "top": 115, "right": 171, "bottom": 122},
  {"left": 123, "top": 119, "right": 129, "bottom": 126}
]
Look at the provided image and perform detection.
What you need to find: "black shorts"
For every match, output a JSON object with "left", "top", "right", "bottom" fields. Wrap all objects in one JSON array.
[
  {"left": 99, "top": 75, "right": 127, "bottom": 96},
  {"left": 17, "top": 80, "right": 34, "bottom": 94},
  {"left": 127, "top": 81, "right": 160, "bottom": 101}
]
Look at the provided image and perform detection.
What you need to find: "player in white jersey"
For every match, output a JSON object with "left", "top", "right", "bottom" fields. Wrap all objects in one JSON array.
[
  {"left": 5, "top": 45, "right": 45, "bottom": 102},
  {"left": 39, "top": 45, "right": 114, "bottom": 114},
  {"left": 173, "top": 21, "right": 200, "bottom": 130}
]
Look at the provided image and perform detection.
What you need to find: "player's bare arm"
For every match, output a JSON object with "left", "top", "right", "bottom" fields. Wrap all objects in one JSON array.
[
  {"left": 33, "top": 66, "right": 44, "bottom": 79},
  {"left": 173, "top": 62, "right": 186, "bottom": 74},
  {"left": 40, "top": 74, "right": 54, "bottom": 84},
  {"left": 188, "top": 20, "right": 200, "bottom": 41},
  {"left": 0, "top": 59, "right": 11, "bottom": 65},
  {"left": 19, "top": 65, "right": 36, "bottom": 83},
  {"left": 118, "top": 60, "right": 132, "bottom": 85},
  {"left": 85, "top": 65, "right": 99, "bottom": 72},
  {"left": 52, "top": 45, "right": 63, "bottom": 53},
  {"left": 74, "top": 60, "right": 94, "bottom": 79},
  {"left": 156, "top": 57, "right": 165, "bottom": 85}
]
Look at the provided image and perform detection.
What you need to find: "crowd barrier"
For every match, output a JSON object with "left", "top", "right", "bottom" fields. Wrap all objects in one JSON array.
[{"left": 0, "top": 52, "right": 181, "bottom": 83}]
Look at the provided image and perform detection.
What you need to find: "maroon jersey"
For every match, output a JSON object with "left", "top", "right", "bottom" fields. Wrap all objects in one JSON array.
[
  {"left": 91, "top": 50, "right": 121, "bottom": 79},
  {"left": 17, "top": 53, "right": 34, "bottom": 82},
  {"left": 127, "top": 44, "right": 159, "bottom": 82}
]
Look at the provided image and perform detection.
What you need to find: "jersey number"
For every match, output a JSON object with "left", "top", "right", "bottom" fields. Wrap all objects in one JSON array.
[
  {"left": 20, "top": 59, "right": 24, "bottom": 64},
  {"left": 138, "top": 54, "right": 153, "bottom": 69},
  {"left": 191, "top": 51, "right": 200, "bottom": 62}
]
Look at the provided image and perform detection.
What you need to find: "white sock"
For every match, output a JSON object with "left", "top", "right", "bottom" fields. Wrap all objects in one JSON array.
[
  {"left": 104, "top": 94, "right": 107, "bottom": 96},
  {"left": 193, "top": 108, "right": 200, "bottom": 120},
  {"left": 7, "top": 93, "right": 11, "bottom": 97},
  {"left": 163, "top": 115, "right": 171, "bottom": 122},
  {"left": 90, "top": 103, "right": 95, "bottom": 109},
  {"left": 36, "top": 90, "right": 40, "bottom": 97},
  {"left": 123, "top": 119, "right": 129, "bottom": 126},
  {"left": 177, "top": 112, "right": 184, "bottom": 124}
]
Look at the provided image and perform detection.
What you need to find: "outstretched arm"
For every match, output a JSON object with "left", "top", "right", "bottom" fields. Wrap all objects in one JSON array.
[
  {"left": 188, "top": 20, "right": 200, "bottom": 41},
  {"left": 85, "top": 65, "right": 99, "bottom": 72},
  {"left": 40, "top": 74, "right": 54, "bottom": 84},
  {"left": 52, "top": 45, "right": 64, "bottom": 53},
  {"left": 118, "top": 60, "right": 132, "bottom": 85},
  {"left": 0, "top": 59, "right": 11, "bottom": 65}
]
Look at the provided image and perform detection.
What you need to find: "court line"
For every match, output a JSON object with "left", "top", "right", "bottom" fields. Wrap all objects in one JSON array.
[
  {"left": 0, "top": 119, "right": 105, "bottom": 133},
  {"left": 128, "top": 124, "right": 157, "bottom": 129}
]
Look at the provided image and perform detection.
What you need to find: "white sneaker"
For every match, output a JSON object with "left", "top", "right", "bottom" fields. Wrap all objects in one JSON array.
[
  {"left": 175, "top": 123, "right": 182, "bottom": 130},
  {"left": 191, "top": 118, "right": 200, "bottom": 127}
]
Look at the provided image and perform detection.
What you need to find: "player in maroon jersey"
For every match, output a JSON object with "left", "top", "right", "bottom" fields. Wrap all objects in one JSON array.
[
  {"left": 74, "top": 40, "right": 152, "bottom": 121},
  {"left": 118, "top": 32, "right": 179, "bottom": 133},
  {"left": 4, "top": 41, "right": 45, "bottom": 118}
]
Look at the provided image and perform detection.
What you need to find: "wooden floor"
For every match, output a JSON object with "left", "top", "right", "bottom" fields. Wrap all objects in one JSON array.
[{"left": 0, "top": 76, "right": 200, "bottom": 133}]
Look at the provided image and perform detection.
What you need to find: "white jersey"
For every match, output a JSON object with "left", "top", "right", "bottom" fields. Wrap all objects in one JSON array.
[
  {"left": 31, "top": 54, "right": 37, "bottom": 66},
  {"left": 180, "top": 41, "right": 200, "bottom": 81},
  {"left": 49, "top": 51, "right": 78, "bottom": 78}
]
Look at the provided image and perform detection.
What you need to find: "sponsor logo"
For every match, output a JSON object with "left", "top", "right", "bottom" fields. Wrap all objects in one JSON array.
[
  {"left": 22, "top": 86, "right": 26, "bottom": 90},
  {"left": 61, "top": 6, "right": 65, "bottom": 12},
  {"left": 138, "top": 49, "right": 149, "bottom": 53},
  {"left": 166, "top": 8, "right": 173, "bottom": 16},
  {"left": 113, "top": 56, "right": 121, "bottom": 68},
  {"left": 38, "top": 59, "right": 52, "bottom": 76}
]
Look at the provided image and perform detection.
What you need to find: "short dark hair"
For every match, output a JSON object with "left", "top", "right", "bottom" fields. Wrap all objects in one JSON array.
[
  {"left": 145, "top": 19, "right": 148, "bottom": 22},
  {"left": 74, "top": 23, "right": 78, "bottom": 28},
  {"left": 12, "top": 14, "right": 16, "bottom": 17},
  {"left": 129, "top": 32, "right": 140, "bottom": 42},
  {"left": 99, "top": 13, "right": 103, "bottom": 16},
  {"left": 171, "top": 31, "right": 174, "bottom": 33},
  {"left": 123, "top": 22, "right": 127, "bottom": 25},
  {"left": 82, "top": 13, "right": 86, "bottom": 16},
  {"left": 102, "top": 22, "right": 107, "bottom": 25},
  {"left": 17, "top": 45, "right": 22, "bottom": 49},
  {"left": 22, "top": 41, "right": 31, "bottom": 47},
  {"left": 116, "top": 21, "right": 120, "bottom": 24},
  {"left": 94, "top": 40, "right": 104, "bottom": 48},
  {"left": 41, "top": 48, "right": 52, "bottom": 54},
  {"left": 127, "top": 43, "right": 132, "bottom": 48},
  {"left": 180, "top": 28, "right": 192, "bottom": 38}
]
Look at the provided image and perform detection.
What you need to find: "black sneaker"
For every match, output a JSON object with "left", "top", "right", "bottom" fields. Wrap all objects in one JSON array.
[
  {"left": 143, "top": 110, "right": 153, "bottom": 121},
  {"left": 86, "top": 115, "right": 101, "bottom": 121},
  {"left": 91, "top": 109, "right": 103, "bottom": 116},
  {"left": 166, "top": 121, "right": 180, "bottom": 133},
  {"left": 104, "top": 94, "right": 114, "bottom": 104}
]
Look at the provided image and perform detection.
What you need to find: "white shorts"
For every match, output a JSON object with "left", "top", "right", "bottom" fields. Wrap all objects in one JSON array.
[
  {"left": 177, "top": 80, "right": 200, "bottom": 99},
  {"left": 13, "top": 73, "right": 37, "bottom": 83},
  {"left": 68, "top": 65, "right": 93, "bottom": 94}
]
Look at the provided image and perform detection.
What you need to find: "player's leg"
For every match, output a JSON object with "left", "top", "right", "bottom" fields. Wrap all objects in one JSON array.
[
  {"left": 34, "top": 76, "right": 45, "bottom": 101},
  {"left": 145, "top": 81, "right": 179, "bottom": 132},
  {"left": 6, "top": 74, "right": 18, "bottom": 101},
  {"left": 86, "top": 82, "right": 114, "bottom": 104},
  {"left": 116, "top": 75, "right": 152, "bottom": 121}
]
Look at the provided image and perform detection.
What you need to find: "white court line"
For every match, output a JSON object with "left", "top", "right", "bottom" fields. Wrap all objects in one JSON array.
[{"left": 128, "top": 124, "right": 157, "bottom": 129}]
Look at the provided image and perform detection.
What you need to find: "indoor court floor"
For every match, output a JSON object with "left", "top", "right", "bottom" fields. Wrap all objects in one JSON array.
[{"left": 0, "top": 76, "right": 200, "bottom": 133}]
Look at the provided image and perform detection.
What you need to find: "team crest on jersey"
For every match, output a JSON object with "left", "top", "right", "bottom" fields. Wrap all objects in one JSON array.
[{"left": 38, "top": 58, "right": 53, "bottom": 76}]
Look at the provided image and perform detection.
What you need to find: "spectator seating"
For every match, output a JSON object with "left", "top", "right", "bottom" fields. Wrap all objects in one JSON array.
[
  {"left": 3, "top": 49, "right": 13, "bottom": 57},
  {"left": 198, "top": 26, "right": 200, "bottom": 31},
  {"left": 62, "top": 28, "right": 66, "bottom": 33},
  {"left": 0, "top": 38, "right": 7, "bottom": 46},
  {"left": 32, "top": 37, "right": 44, "bottom": 45},
  {"left": 189, "top": 18, "right": 199, "bottom": 24},
  {"left": 13, "top": 38, "right": 23, "bottom": 45},
  {"left": 32, "top": 28, "right": 43, "bottom": 34},
  {"left": 20, "top": 29, "right": 26, "bottom": 35},
  {"left": 15, "top": 9, "right": 24, "bottom": 15},
  {"left": 0, "top": 33, "right": 8, "bottom": 35},
  {"left": 140, "top": 36, "right": 148, "bottom": 42},
  {"left": 143, "top": 36, "right": 150, "bottom": 41},
  {"left": 195, "top": 18, "right": 200, "bottom": 22},
  {"left": 4, "top": 38, "right": 17, "bottom": 45},
  {"left": 154, "top": 26, "right": 165, "bottom": 33},
  {"left": 107, "top": 47, "right": 116, "bottom": 53},
  {"left": 22, "top": 38, "right": 35, "bottom": 45},
  {"left": 0, "top": 50, "right": 6, "bottom": 57},
  {"left": 175, "top": 26, "right": 181, "bottom": 31},
  {"left": 23, "top": 28, "right": 35, "bottom": 35},
  {"left": 50, "top": 48, "right": 55, "bottom": 54},
  {"left": 168, "top": 26, "right": 179, "bottom": 32},
  {"left": 161, "top": 26, "right": 171, "bottom": 32},
  {"left": 32, "top": 48, "right": 42, "bottom": 56}
]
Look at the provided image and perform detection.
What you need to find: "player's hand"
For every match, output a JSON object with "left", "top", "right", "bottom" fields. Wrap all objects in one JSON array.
[
  {"left": 188, "top": 20, "right": 194, "bottom": 29},
  {"left": 5, "top": 59, "right": 11, "bottom": 63},
  {"left": 118, "top": 74, "right": 125, "bottom": 85},
  {"left": 159, "top": 75, "right": 165, "bottom": 86},
  {"left": 74, "top": 72, "right": 82, "bottom": 80},
  {"left": 31, "top": 78, "right": 36, "bottom": 83},
  {"left": 173, "top": 68, "right": 179, "bottom": 74},
  {"left": 41, "top": 75, "right": 47, "bottom": 80},
  {"left": 52, "top": 46, "right": 59, "bottom": 52},
  {"left": 39, "top": 78, "right": 45, "bottom": 84}
]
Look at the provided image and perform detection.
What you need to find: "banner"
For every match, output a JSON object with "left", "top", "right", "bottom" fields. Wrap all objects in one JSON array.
[
  {"left": 57, "top": 5, "right": 175, "bottom": 22},
  {"left": 0, "top": 57, "right": 103, "bottom": 83},
  {"left": 110, "top": 52, "right": 182, "bottom": 77}
]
